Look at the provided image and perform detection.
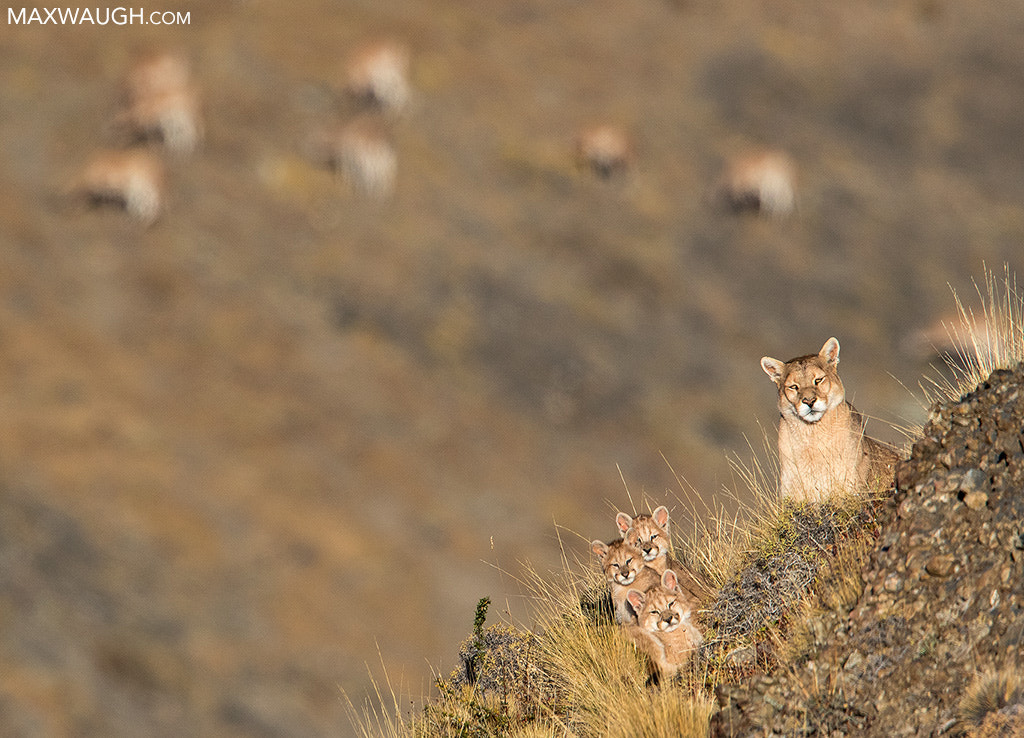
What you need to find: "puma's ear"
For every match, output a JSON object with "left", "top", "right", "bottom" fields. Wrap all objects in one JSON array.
[
  {"left": 652, "top": 506, "right": 669, "bottom": 530},
  {"left": 761, "top": 356, "right": 785, "bottom": 384},
  {"left": 662, "top": 569, "right": 679, "bottom": 591},
  {"left": 820, "top": 337, "right": 840, "bottom": 366},
  {"left": 615, "top": 512, "right": 633, "bottom": 536},
  {"left": 591, "top": 540, "right": 609, "bottom": 559},
  {"left": 626, "top": 589, "right": 645, "bottom": 611}
]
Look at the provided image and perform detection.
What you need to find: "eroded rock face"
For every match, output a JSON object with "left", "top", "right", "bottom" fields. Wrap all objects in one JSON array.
[{"left": 710, "top": 363, "right": 1024, "bottom": 738}]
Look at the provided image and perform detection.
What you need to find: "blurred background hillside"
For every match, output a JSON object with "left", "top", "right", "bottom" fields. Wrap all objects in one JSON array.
[{"left": 2, "top": 1, "right": 1024, "bottom": 735}]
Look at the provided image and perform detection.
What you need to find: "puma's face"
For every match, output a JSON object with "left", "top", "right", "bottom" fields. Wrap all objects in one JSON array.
[
  {"left": 628, "top": 571, "right": 693, "bottom": 635},
  {"left": 616, "top": 506, "right": 670, "bottom": 563},
  {"left": 591, "top": 539, "right": 644, "bottom": 586},
  {"left": 761, "top": 337, "right": 846, "bottom": 425},
  {"left": 626, "top": 517, "right": 670, "bottom": 563},
  {"left": 780, "top": 360, "right": 842, "bottom": 423},
  {"left": 637, "top": 587, "right": 687, "bottom": 633}
]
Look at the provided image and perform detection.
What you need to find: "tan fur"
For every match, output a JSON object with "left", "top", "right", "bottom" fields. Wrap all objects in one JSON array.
[
  {"left": 720, "top": 149, "right": 796, "bottom": 218},
  {"left": 308, "top": 117, "right": 397, "bottom": 199},
  {"left": 616, "top": 507, "right": 711, "bottom": 602},
  {"left": 591, "top": 538, "right": 660, "bottom": 624},
  {"left": 761, "top": 337, "right": 898, "bottom": 502},
  {"left": 575, "top": 124, "right": 633, "bottom": 179},
  {"left": 113, "top": 50, "right": 202, "bottom": 155},
  {"left": 616, "top": 508, "right": 671, "bottom": 564},
  {"left": 625, "top": 569, "right": 703, "bottom": 679},
  {"left": 70, "top": 149, "right": 165, "bottom": 225},
  {"left": 344, "top": 39, "right": 411, "bottom": 113}
]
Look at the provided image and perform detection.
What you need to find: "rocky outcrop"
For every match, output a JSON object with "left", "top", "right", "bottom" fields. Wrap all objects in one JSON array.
[{"left": 710, "top": 364, "right": 1024, "bottom": 737}]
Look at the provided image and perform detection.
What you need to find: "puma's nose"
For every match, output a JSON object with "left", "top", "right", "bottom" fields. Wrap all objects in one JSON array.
[{"left": 802, "top": 396, "right": 816, "bottom": 407}]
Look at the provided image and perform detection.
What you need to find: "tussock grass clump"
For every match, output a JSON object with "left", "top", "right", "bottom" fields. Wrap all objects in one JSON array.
[
  {"left": 958, "top": 668, "right": 1024, "bottom": 731},
  {"left": 522, "top": 555, "right": 715, "bottom": 737},
  {"left": 924, "top": 264, "right": 1024, "bottom": 405}
]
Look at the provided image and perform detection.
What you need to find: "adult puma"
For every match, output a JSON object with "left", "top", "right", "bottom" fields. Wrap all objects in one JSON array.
[{"left": 760, "top": 337, "right": 898, "bottom": 502}]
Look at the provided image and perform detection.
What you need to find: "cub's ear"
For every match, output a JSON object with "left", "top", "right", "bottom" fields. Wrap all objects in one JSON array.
[
  {"left": 615, "top": 512, "right": 633, "bottom": 536},
  {"left": 591, "top": 540, "right": 609, "bottom": 558},
  {"left": 626, "top": 589, "right": 645, "bottom": 612},
  {"left": 652, "top": 505, "right": 669, "bottom": 530},
  {"left": 820, "top": 337, "right": 840, "bottom": 366},
  {"left": 661, "top": 569, "right": 679, "bottom": 591},
  {"left": 761, "top": 356, "right": 785, "bottom": 384}
]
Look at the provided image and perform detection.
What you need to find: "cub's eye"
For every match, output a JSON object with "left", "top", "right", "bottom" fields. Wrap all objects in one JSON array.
[
  {"left": 814, "top": 377, "right": 823, "bottom": 385},
  {"left": 649, "top": 534, "right": 657, "bottom": 542},
  {"left": 788, "top": 384, "right": 799, "bottom": 391},
  {"left": 625, "top": 558, "right": 632, "bottom": 565}
]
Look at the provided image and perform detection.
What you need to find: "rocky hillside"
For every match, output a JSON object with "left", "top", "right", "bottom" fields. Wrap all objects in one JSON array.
[{"left": 711, "top": 362, "right": 1024, "bottom": 737}]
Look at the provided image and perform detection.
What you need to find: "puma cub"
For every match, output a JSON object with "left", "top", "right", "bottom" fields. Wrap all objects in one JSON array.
[
  {"left": 616, "top": 507, "right": 711, "bottom": 602},
  {"left": 760, "top": 337, "right": 898, "bottom": 502},
  {"left": 625, "top": 569, "right": 704, "bottom": 679},
  {"left": 591, "top": 538, "right": 661, "bottom": 624}
]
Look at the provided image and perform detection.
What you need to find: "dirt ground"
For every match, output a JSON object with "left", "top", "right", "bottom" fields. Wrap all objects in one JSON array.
[{"left": 2, "top": 1, "right": 1024, "bottom": 735}]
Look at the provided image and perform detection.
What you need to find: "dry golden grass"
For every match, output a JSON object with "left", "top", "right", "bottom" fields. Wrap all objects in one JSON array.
[
  {"left": 343, "top": 662, "right": 407, "bottom": 738},
  {"left": 922, "top": 264, "right": 1024, "bottom": 405},
  {"left": 523, "top": 556, "right": 714, "bottom": 738}
]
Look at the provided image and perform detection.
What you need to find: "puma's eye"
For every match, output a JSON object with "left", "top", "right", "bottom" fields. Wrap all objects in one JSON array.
[
  {"left": 625, "top": 558, "right": 632, "bottom": 565},
  {"left": 788, "top": 384, "right": 799, "bottom": 391},
  {"left": 814, "top": 377, "right": 823, "bottom": 385},
  {"left": 649, "top": 534, "right": 657, "bottom": 542}
]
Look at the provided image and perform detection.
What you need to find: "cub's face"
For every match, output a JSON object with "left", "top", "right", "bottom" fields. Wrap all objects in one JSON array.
[
  {"left": 627, "top": 570, "right": 694, "bottom": 634},
  {"left": 761, "top": 337, "right": 845, "bottom": 424},
  {"left": 636, "top": 587, "right": 687, "bottom": 633},
  {"left": 616, "top": 506, "right": 670, "bottom": 563},
  {"left": 591, "top": 539, "right": 644, "bottom": 586}
]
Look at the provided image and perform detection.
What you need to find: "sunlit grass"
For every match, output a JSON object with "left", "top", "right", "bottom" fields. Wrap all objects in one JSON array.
[{"left": 922, "top": 264, "right": 1024, "bottom": 405}]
